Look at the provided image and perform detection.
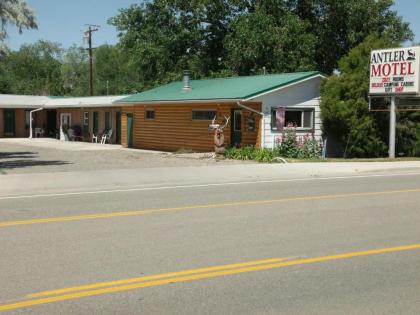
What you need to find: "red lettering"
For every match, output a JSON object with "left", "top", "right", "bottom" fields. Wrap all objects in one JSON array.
[
  {"left": 395, "top": 86, "right": 404, "bottom": 93},
  {"left": 371, "top": 64, "right": 381, "bottom": 77},
  {"left": 408, "top": 62, "right": 415, "bottom": 75},
  {"left": 382, "top": 78, "right": 390, "bottom": 82},
  {"left": 400, "top": 62, "right": 407, "bottom": 75},
  {"left": 392, "top": 63, "right": 399, "bottom": 75},
  {"left": 382, "top": 64, "right": 391, "bottom": 76}
]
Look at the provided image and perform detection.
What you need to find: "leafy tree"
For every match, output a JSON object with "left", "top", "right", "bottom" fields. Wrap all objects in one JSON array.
[
  {"left": 320, "top": 34, "right": 420, "bottom": 158},
  {"left": 0, "top": 0, "right": 37, "bottom": 54},
  {"left": 286, "top": 0, "right": 413, "bottom": 74},
  {"left": 0, "top": 40, "right": 63, "bottom": 95},
  {"left": 93, "top": 44, "right": 139, "bottom": 95},
  {"left": 61, "top": 45, "right": 88, "bottom": 96},
  {"left": 224, "top": 7, "right": 316, "bottom": 75}
]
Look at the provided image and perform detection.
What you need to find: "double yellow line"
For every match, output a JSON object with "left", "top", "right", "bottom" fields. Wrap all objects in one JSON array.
[{"left": 1, "top": 244, "right": 420, "bottom": 311}]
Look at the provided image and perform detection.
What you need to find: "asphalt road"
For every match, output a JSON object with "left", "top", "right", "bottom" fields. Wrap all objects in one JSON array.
[{"left": 1, "top": 169, "right": 420, "bottom": 314}]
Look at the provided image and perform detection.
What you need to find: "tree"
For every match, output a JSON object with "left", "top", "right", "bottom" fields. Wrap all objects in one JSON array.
[
  {"left": 0, "top": 40, "right": 63, "bottom": 95},
  {"left": 224, "top": 6, "right": 316, "bottom": 75},
  {"left": 0, "top": 0, "right": 37, "bottom": 54},
  {"left": 320, "top": 34, "right": 420, "bottom": 158},
  {"left": 61, "top": 45, "right": 89, "bottom": 96},
  {"left": 286, "top": 0, "right": 413, "bottom": 74},
  {"left": 93, "top": 44, "right": 139, "bottom": 95}
]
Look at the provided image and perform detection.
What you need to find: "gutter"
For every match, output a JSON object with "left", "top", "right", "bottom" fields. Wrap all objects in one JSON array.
[{"left": 29, "top": 108, "right": 44, "bottom": 139}]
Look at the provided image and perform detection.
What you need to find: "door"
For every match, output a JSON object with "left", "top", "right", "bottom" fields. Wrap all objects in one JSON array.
[
  {"left": 47, "top": 110, "right": 57, "bottom": 137},
  {"left": 4, "top": 109, "right": 15, "bottom": 137},
  {"left": 93, "top": 112, "right": 99, "bottom": 134},
  {"left": 116, "top": 111, "right": 121, "bottom": 144},
  {"left": 127, "top": 113, "right": 133, "bottom": 148},
  {"left": 231, "top": 109, "right": 242, "bottom": 147},
  {"left": 60, "top": 113, "right": 71, "bottom": 128},
  {"left": 83, "top": 111, "right": 89, "bottom": 139}
]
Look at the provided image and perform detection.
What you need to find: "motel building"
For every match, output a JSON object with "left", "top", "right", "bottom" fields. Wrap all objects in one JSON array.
[{"left": 0, "top": 71, "right": 324, "bottom": 152}]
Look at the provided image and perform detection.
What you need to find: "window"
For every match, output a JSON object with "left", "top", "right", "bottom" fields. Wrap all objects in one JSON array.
[
  {"left": 192, "top": 110, "right": 217, "bottom": 120},
  {"left": 105, "top": 112, "right": 111, "bottom": 130},
  {"left": 271, "top": 108, "right": 314, "bottom": 130},
  {"left": 145, "top": 110, "right": 155, "bottom": 120},
  {"left": 83, "top": 112, "right": 89, "bottom": 126}
]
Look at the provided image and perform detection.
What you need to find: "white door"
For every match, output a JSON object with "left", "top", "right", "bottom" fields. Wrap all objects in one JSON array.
[
  {"left": 60, "top": 113, "right": 71, "bottom": 128},
  {"left": 60, "top": 113, "right": 71, "bottom": 141}
]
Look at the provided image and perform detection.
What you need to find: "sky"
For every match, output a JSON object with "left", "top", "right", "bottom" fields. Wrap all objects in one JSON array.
[{"left": 5, "top": 0, "right": 420, "bottom": 51}]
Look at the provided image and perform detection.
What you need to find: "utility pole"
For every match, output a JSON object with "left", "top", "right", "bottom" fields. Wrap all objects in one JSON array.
[{"left": 84, "top": 25, "right": 99, "bottom": 96}]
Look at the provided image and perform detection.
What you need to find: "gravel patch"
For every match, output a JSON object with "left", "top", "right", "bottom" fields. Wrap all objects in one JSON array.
[{"left": 0, "top": 139, "right": 252, "bottom": 174}]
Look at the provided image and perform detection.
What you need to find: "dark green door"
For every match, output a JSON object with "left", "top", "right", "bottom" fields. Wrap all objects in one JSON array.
[
  {"left": 127, "top": 113, "right": 133, "bottom": 148},
  {"left": 47, "top": 110, "right": 57, "bottom": 137},
  {"left": 231, "top": 109, "right": 242, "bottom": 147},
  {"left": 4, "top": 109, "right": 15, "bottom": 137},
  {"left": 83, "top": 112, "right": 89, "bottom": 139},
  {"left": 116, "top": 112, "right": 121, "bottom": 144},
  {"left": 93, "top": 112, "right": 99, "bottom": 134}
]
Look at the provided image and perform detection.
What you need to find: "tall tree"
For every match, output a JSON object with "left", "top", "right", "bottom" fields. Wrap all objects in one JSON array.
[
  {"left": 93, "top": 44, "right": 139, "bottom": 95},
  {"left": 224, "top": 6, "right": 316, "bottom": 75},
  {"left": 320, "top": 34, "right": 408, "bottom": 158},
  {"left": 60, "top": 45, "right": 89, "bottom": 96},
  {"left": 0, "top": 0, "right": 37, "bottom": 54},
  {"left": 286, "top": 0, "right": 413, "bottom": 74},
  {"left": 0, "top": 40, "right": 63, "bottom": 95}
]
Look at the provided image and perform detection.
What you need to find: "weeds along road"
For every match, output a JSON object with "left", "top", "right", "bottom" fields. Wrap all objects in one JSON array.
[{"left": 1, "top": 168, "right": 420, "bottom": 314}]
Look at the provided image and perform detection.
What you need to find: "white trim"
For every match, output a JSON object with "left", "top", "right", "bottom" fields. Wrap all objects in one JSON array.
[
  {"left": 245, "top": 74, "right": 326, "bottom": 101},
  {"left": 236, "top": 101, "right": 263, "bottom": 116},
  {"left": 29, "top": 108, "right": 44, "bottom": 139}
]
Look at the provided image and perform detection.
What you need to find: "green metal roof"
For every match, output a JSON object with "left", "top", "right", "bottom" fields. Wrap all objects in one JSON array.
[{"left": 117, "top": 71, "right": 321, "bottom": 103}]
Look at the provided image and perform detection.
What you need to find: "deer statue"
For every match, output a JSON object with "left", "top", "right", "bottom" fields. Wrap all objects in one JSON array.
[{"left": 209, "top": 115, "right": 230, "bottom": 155}]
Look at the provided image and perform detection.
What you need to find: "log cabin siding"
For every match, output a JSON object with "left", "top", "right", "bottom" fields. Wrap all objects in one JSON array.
[{"left": 121, "top": 102, "right": 261, "bottom": 152}]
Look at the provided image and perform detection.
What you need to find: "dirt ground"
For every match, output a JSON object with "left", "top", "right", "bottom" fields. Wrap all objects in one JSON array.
[{"left": 0, "top": 139, "right": 249, "bottom": 174}]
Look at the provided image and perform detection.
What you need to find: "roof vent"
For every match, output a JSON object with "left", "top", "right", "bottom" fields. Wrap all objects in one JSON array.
[{"left": 182, "top": 70, "right": 191, "bottom": 91}]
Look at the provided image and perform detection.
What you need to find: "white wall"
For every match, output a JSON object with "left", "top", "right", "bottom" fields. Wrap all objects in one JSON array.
[{"left": 251, "top": 76, "right": 323, "bottom": 148}]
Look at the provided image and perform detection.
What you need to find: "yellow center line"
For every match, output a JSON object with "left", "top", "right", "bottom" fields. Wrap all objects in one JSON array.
[
  {"left": 0, "top": 244, "right": 419, "bottom": 312},
  {"left": 28, "top": 257, "right": 292, "bottom": 298},
  {"left": 1, "top": 188, "right": 420, "bottom": 228}
]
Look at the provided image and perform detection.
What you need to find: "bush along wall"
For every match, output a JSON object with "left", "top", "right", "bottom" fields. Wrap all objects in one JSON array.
[{"left": 224, "top": 127, "right": 322, "bottom": 162}]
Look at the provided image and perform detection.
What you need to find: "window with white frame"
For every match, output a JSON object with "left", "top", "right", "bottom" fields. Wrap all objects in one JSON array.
[{"left": 271, "top": 108, "right": 314, "bottom": 130}]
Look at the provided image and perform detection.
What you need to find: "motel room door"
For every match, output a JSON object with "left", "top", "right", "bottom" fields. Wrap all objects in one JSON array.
[
  {"left": 126, "top": 113, "right": 133, "bottom": 148},
  {"left": 116, "top": 111, "right": 121, "bottom": 144},
  {"left": 231, "top": 109, "right": 242, "bottom": 147},
  {"left": 3, "top": 109, "right": 15, "bottom": 137}
]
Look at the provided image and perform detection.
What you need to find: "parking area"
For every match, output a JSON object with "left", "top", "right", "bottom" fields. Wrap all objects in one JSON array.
[{"left": 0, "top": 138, "right": 247, "bottom": 174}]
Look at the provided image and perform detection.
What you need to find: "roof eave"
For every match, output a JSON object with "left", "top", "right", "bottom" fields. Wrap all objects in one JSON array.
[{"left": 244, "top": 73, "right": 324, "bottom": 101}]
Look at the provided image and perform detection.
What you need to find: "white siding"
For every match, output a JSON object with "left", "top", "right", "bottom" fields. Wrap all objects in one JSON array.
[{"left": 250, "top": 76, "right": 323, "bottom": 148}]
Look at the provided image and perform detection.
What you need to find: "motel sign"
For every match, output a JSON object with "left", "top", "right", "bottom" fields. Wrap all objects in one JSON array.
[{"left": 370, "top": 46, "right": 420, "bottom": 95}]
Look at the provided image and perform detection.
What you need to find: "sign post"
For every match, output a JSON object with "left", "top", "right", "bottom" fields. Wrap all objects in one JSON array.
[
  {"left": 369, "top": 46, "right": 420, "bottom": 158},
  {"left": 389, "top": 96, "right": 396, "bottom": 158}
]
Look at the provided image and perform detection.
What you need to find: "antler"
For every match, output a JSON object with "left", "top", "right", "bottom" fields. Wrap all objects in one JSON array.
[{"left": 220, "top": 115, "right": 230, "bottom": 130}]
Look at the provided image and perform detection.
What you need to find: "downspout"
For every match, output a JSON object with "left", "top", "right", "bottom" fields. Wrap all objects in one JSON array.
[
  {"left": 236, "top": 101, "right": 265, "bottom": 148},
  {"left": 29, "top": 108, "right": 44, "bottom": 139}
]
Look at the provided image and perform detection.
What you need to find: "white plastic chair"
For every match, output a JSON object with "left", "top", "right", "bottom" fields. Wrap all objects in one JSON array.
[
  {"left": 92, "top": 133, "right": 98, "bottom": 143},
  {"left": 101, "top": 129, "right": 113, "bottom": 144}
]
